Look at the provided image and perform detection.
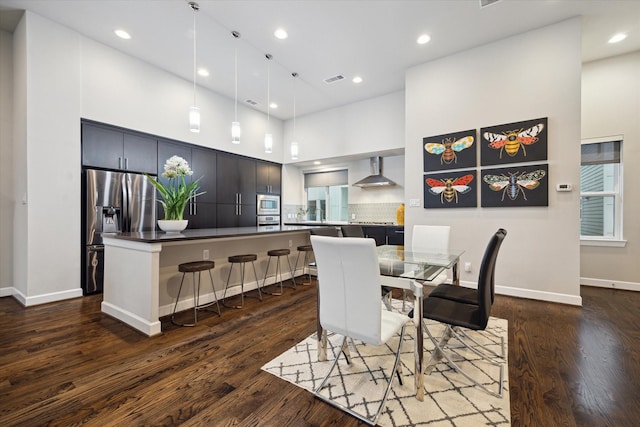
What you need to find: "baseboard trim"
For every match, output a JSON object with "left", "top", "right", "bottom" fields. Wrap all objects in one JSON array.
[
  {"left": 581, "top": 277, "right": 640, "bottom": 292},
  {"left": 1, "top": 287, "right": 83, "bottom": 306},
  {"left": 457, "top": 280, "right": 582, "bottom": 306},
  {"left": 101, "top": 301, "right": 162, "bottom": 336}
]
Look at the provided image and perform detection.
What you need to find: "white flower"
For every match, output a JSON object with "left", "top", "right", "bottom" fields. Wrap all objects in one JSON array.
[{"left": 162, "top": 155, "right": 193, "bottom": 179}]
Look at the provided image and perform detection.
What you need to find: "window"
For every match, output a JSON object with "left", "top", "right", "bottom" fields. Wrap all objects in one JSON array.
[
  {"left": 304, "top": 170, "right": 349, "bottom": 222},
  {"left": 580, "top": 138, "right": 623, "bottom": 244}
]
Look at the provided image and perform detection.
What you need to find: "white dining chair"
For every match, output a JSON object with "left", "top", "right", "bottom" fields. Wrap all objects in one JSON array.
[{"left": 310, "top": 235, "right": 410, "bottom": 426}]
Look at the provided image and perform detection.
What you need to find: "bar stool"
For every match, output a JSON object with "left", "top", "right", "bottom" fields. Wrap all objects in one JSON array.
[
  {"left": 262, "top": 248, "right": 296, "bottom": 295},
  {"left": 294, "top": 245, "right": 314, "bottom": 285},
  {"left": 171, "top": 260, "right": 221, "bottom": 327},
  {"left": 223, "top": 254, "right": 261, "bottom": 308}
]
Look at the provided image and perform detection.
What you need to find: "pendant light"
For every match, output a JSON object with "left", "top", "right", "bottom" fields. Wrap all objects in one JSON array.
[
  {"left": 264, "top": 54, "right": 273, "bottom": 153},
  {"left": 231, "top": 30, "right": 241, "bottom": 144},
  {"left": 290, "top": 72, "right": 299, "bottom": 160},
  {"left": 188, "top": 2, "right": 200, "bottom": 133}
]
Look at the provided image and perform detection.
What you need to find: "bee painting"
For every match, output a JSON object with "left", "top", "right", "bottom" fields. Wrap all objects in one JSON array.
[
  {"left": 425, "top": 136, "right": 474, "bottom": 165},
  {"left": 483, "top": 169, "right": 546, "bottom": 202},
  {"left": 480, "top": 118, "right": 547, "bottom": 166},
  {"left": 426, "top": 174, "right": 474, "bottom": 204},
  {"left": 483, "top": 123, "right": 544, "bottom": 159},
  {"left": 423, "top": 129, "right": 476, "bottom": 172}
]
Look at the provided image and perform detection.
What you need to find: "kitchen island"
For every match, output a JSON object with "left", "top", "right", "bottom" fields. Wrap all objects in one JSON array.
[{"left": 101, "top": 225, "right": 318, "bottom": 336}]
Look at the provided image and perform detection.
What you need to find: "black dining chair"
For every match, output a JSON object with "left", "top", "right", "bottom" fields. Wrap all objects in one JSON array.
[
  {"left": 409, "top": 228, "right": 507, "bottom": 397},
  {"left": 427, "top": 228, "right": 507, "bottom": 358},
  {"left": 340, "top": 224, "right": 365, "bottom": 238}
]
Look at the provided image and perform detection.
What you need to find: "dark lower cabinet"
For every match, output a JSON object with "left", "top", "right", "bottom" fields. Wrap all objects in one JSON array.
[
  {"left": 217, "top": 203, "right": 257, "bottom": 228},
  {"left": 386, "top": 226, "right": 405, "bottom": 245},
  {"left": 187, "top": 202, "right": 217, "bottom": 229},
  {"left": 362, "top": 226, "right": 386, "bottom": 246}
]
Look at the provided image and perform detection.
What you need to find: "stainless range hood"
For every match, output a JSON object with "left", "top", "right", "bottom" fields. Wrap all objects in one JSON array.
[{"left": 352, "top": 156, "right": 397, "bottom": 187}]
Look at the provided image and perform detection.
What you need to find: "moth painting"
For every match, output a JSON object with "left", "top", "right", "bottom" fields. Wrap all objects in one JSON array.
[
  {"left": 481, "top": 164, "right": 548, "bottom": 207},
  {"left": 480, "top": 117, "right": 548, "bottom": 166},
  {"left": 424, "top": 171, "right": 477, "bottom": 209},
  {"left": 423, "top": 129, "right": 476, "bottom": 172}
]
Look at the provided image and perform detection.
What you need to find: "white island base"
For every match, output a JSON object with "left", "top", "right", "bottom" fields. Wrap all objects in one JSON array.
[{"left": 101, "top": 226, "right": 316, "bottom": 336}]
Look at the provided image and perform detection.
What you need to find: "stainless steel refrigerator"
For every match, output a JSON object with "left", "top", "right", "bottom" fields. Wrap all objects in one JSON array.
[{"left": 83, "top": 169, "right": 156, "bottom": 295}]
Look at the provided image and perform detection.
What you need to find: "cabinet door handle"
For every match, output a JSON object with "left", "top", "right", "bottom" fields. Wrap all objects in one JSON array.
[
  {"left": 239, "top": 193, "right": 242, "bottom": 204},
  {"left": 124, "top": 158, "right": 129, "bottom": 170},
  {"left": 118, "top": 157, "right": 123, "bottom": 169}
]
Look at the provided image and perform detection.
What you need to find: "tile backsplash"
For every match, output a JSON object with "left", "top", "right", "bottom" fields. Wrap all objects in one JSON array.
[{"left": 283, "top": 202, "right": 403, "bottom": 224}]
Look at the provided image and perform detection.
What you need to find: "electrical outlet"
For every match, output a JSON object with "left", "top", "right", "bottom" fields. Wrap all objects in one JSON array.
[
  {"left": 203, "top": 249, "right": 209, "bottom": 260},
  {"left": 409, "top": 198, "right": 420, "bottom": 207},
  {"left": 464, "top": 262, "right": 472, "bottom": 272},
  {"left": 351, "top": 213, "right": 356, "bottom": 220}
]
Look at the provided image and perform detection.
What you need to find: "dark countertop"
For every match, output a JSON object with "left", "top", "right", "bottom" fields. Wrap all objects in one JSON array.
[
  {"left": 102, "top": 225, "right": 319, "bottom": 244},
  {"left": 284, "top": 221, "right": 403, "bottom": 228}
]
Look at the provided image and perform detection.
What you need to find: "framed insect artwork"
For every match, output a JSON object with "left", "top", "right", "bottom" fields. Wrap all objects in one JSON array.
[
  {"left": 423, "top": 129, "right": 476, "bottom": 172},
  {"left": 480, "top": 163, "right": 548, "bottom": 207},
  {"left": 480, "top": 117, "right": 548, "bottom": 166},
  {"left": 424, "top": 170, "right": 477, "bottom": 209}
]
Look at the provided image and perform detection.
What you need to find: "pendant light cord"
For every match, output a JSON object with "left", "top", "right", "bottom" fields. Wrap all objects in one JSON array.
[
  {"left": 192, "top": 8, "right": 197, "bottom": 106},
  {"left": 234, "top": 47, "right": 238, "bottom": 121}
]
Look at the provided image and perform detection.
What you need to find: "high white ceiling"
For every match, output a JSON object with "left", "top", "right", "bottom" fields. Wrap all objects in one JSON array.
[{"left": 1, "top": 0, "right": 639, "bottom": 121}]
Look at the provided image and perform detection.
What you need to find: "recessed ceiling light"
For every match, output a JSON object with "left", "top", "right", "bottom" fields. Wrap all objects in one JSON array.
[
  {"left": 274, "top": 28, "right": 288, "bottom": 40},
  {"left": 197, "top": 68, "right": 209, "bottom": 77},
  {"left": 608, "top": 33, "right": 627, "bottom": 44},
  {"left": 114, "top": 29, "right": 131, "bottom": 40},
  {"left": 313, "top": 161, "right": 321, "bottom": 165},
  {"left": 352, "top": 76, "right": 363, "bottom": 84},
  {"left": 417, "top": 34, "right": 431, "bottom": 45},
  {"left": 269, "top": 102, "right": 278, "bottom": 109}
]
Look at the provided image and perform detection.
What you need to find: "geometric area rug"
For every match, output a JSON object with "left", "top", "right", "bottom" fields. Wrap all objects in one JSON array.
[{"left": 262, "top": 301, "right": 510, "bottom": 426}]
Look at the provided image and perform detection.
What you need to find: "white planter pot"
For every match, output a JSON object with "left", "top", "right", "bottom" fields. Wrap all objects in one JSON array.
[{"left": 157, "top": 220, "right": 188, "bottom": 233}]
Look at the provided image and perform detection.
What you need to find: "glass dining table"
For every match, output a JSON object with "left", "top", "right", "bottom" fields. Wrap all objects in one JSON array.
[{"left": 316, "top": 244, "right": 464, "bottom": 402}]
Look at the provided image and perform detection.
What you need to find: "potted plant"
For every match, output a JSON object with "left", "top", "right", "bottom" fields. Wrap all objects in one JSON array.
[{"left": 146, "top": 155, "right": 204, "bottom": 232}]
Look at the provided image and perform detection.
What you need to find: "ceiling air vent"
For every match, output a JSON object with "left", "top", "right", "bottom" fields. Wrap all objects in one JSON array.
[
  {"left": 245, "top": 99, "right": 258, "bottom": 106},
  {"left": 480, "top": 0, "right": 501, "bottom": 7},
  {"left": 324, "top": 74, "right": 345, "bottom": 84}
]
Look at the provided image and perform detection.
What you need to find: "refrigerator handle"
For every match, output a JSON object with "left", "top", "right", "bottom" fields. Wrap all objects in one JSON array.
[{"left": 121, "top": 174, "right": 129, "bottom": 231}]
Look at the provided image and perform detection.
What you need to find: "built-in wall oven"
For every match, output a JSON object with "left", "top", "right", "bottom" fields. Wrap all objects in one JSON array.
[
  {"left": 257, "top": 194, "right": 280, "bottom": 215},
  {"left": 257, "top": 194, "right": 280, "bottom": 226}
]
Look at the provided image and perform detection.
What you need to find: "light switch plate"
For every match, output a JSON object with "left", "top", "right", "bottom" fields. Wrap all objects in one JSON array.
[{"left": 409, "top": 198, "right": 421, "bottom": 207}]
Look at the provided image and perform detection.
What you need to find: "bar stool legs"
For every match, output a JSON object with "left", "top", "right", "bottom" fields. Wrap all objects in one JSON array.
[
  {"left": 223, "top": 254, "right": 260, "bottom": 309},
  {"left": 294, "top": 245, "right": 313, "bottom": 286},
  {"left": 171, "top": 260, "right": 220, "bottom": 327},
  {"left": 262, "top": 249, "right": 296, "bottom": 295}
]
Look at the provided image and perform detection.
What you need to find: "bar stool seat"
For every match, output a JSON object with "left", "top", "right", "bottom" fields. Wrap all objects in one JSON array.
[
  {"left": 262, "top": 248, "right": 295, "bottom": 295},
  {"left": 223, "top": 253, "right": 260, "bottom": 309},
  {"left": 294, "top": 245, "right": 314, "bottom": 285},
  {"left": 171, "top": 260, "right": 221, "bottom": 327}
]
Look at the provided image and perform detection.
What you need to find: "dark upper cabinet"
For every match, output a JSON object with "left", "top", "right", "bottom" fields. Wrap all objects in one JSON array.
[
  {"left": 191, "top": 147, "right": 217, "bottom": 204},
  {"left": 216, "top": 153, "right": 257, "bottom": 227},
  {"left": 82, "top": 123, "right": 157, "bottom": 174},
  {"left": 385, "top": 226, "right": 405, "bottom": 245},
  {"left": 256, "top": 161, "right": 281, "bottom": 195},
  {"left": 216, "top": 153, "right": 256, "bottom": 205}
]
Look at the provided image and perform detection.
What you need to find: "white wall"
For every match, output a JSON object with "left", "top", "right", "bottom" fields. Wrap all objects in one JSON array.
[
  {"left": 283, "top": 91, "right": 404, "bottom": 162},
  {"left": 3, "top": 11, "right": 285, "bottom": 304},
  {"left": 581, "top": 52, "right": 640, "bottom": 290},
  {"left": 280, "top": 91, "right": 405, "bottom": 206},
  {"left": 0, "top": 29, "right": 13, "bottom": 295},
  {"left": 405, "top": 19, "right": 582, "bottom": 305}
]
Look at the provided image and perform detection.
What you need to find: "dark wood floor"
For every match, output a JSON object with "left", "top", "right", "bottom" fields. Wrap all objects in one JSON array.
[{"left": 1, "top": 282, "right": 638, "bottom": 426}]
